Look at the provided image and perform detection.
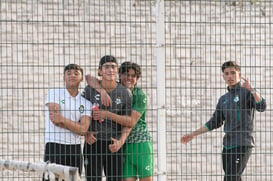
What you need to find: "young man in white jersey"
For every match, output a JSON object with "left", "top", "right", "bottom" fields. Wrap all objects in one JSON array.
[{"left": 44, "top": 64, "right": 92, "bottom": 179}]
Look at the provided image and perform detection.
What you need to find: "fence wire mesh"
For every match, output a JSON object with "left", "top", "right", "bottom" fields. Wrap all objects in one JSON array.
[{"left": 0, "top": 0, "right": 272, "bottom": 180}]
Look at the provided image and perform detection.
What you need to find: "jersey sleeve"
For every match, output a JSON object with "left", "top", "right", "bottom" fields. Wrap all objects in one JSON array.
[
  {"left": 82, "top": 85, "right": 92, "bottom": 101},
  {"left": 132, "top": 88, "right": 147, "bottom": 115},
  {"left": 45, "top": 89, "right": 59, "bottom": 105},
  {"left": 249, "top": 90, "right": 267, "bottom": 112},
  {"left": 205, "top": 98, "right": 224, "bottom": 131},
  {"left": 124, "top": 89, "right": 133, "bottom": 116}
]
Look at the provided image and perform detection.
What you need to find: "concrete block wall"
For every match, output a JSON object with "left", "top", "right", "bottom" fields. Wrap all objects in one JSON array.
[{"left": 0, "top": 1, "right": 272, "bottom": 180}]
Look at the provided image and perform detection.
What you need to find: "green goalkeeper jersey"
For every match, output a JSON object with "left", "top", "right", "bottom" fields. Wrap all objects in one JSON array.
[{"left": 126, "top": 87, "right": 153, "bottom": 143}]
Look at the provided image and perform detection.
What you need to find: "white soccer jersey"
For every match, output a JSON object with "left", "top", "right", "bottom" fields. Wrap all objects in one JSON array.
[{"left": 45, "top": 88, "right": 92, "bottom": 144}]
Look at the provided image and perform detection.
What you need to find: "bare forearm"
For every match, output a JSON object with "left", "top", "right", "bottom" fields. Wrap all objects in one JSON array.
[
  {"left": 62, "top": 117, "right": 90, "bottom": 136},
  {"left": 182, "top": 124, "right": 210, "bottom": 144},
  {"left": 120, "top": 127, "right": 132, "bottom": 145},
  {"left": 86, "top": 75, "right": 102, "bottom": 93},
  {"left": 192, "top": 125, "right": 209, "bottom": 137},
  {"left": 105, "top": 111, "right": 136, "bottom": 127}
]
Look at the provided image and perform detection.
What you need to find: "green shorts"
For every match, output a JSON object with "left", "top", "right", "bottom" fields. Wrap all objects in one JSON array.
[{"left": 123, "top": 142, "right": 154, "bottom": 179}]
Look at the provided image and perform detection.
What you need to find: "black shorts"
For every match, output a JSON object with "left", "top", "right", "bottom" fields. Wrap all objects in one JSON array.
[{"left": 44, "top": 142, "right": 83, "bottom": 175}]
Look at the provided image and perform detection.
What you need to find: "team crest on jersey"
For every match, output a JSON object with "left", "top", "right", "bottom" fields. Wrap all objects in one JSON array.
[
  {"left": 145, "top": 165, "right": 151, "bottom": 171},
  {"left": 95, "top": 94, "right": 100, "bottom": 101},
  {"left": 143, "top": 97, "right": 147, "bottom": 104},
  {"left": 234, "top": 95, "right": 239, "bottom": 102},
  {"left": 115, "top": 96, "right": 122, "bottom": 105},
  {"left": 79, "top": 105, "right": 85, "bottom": 113}
]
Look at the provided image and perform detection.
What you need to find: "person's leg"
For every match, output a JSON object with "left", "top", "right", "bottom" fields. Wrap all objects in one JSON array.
[
  {"left": 139, "top": 177, "right": 153, "bottom": 181},
  {"left": 43, "top": 143, "right": 61, "bottom": 181},
  {"left": 137, "top": 142, "right": 154, "bottom": 181},
  {"left": 43, "top": 142, "right": 52, "bottom": 163},
  {"left": 105, "top": 140, "right": 123, "bottom": 181},
  {"left": 123, "top": 178, "right": 152, "bottom": 181},
  {"left": 123, "top": 142, "right": 154, "bottom": 181},
  {"left": 84, "top": 141, "right": 104, "bottom": 181},
  {"left": 44, "top": 142, "right": 62, "bottom": 164},
  {"left": 123, "top": 178, "right": 137, "bottom": 181},
  {"left": 123, "top": 143, "right": 137, "bottom": 180},
  {"left": 43, "top": 143, "right": 66, "bottom": 181},
  {"left": 223, "top": 147, "right": 241, "bottom": 181},
  {"left": 222, "top": 147, "right": 252, "bottom": 181},
  {"left": 65, "top": 144, "right": 83, "bottom": 175},
  {"left": 236, "top": 147, "right": 252, "bottom": 179}
]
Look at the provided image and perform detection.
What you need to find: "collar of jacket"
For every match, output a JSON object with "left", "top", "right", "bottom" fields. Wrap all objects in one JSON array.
[{"left": 227, "top": 82, "right": 241, "bottom": 93}]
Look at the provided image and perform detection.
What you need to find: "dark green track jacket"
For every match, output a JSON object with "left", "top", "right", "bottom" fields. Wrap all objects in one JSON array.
[{"left": 205, "top": 83, "right": 267, "bottom": 149}]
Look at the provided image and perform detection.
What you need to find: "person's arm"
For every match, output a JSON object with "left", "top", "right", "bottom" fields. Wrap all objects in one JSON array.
[
  {"left": 85, "top": 74, "right": 112, "bottom": 107},
  {"left": 47, "top": 103, "right": 91, "bottom": 135},
  {"left": 109, "top": 127, "right": 132, "bottom": 153},
  {"left": 93, "top": 109, "right": 141, "bottom": 128},
  {"left": 241, "top": 76, "right": 262, "bottom": 102},
  {"left": 181, "top": 125, "right": 209, "bottom": 144},
  {"left": 85, "top": 132, "right": 98, "bottom": 145},
  {"left": 181, "top": 96, "right": 225, "bottom": 144},
  {"left": 120, "top": 127, "right": 132, "bottom": 145},
  {"left": 250, "top": 90, "right": 261, "bottom": 103}
]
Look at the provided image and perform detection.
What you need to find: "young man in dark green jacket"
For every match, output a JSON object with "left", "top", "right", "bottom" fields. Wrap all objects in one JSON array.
[{"left": 181, "top": 61, "right": 266, "bottom": 181}]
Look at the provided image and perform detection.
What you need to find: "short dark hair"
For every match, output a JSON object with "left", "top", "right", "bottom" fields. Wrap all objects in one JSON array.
[
  {"left": 64, "top": 64, "right": 83, "bottom": 75},
  {"left": 221, "top": 61, "right": 241, "bottom": 73},
  {"left": 119, "top": 61, "right": 141, "bottom": 79},
  {"left": 99, "top": 55, "right": 118, "bottom": 69}
]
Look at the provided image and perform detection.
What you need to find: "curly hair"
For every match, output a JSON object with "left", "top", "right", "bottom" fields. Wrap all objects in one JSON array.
[{"left": 119, "top": 61, "right": 141, "bottom": 79}]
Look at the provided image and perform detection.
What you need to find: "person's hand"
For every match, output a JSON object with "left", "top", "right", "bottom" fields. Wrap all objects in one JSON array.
[
  {"left": 181, "top": 134, "right": 194, "bottom": 144},
  {"left": 109, "top": 137, "right": 123, "bottom": 153},
  {"left": 49, "top": 109, "right": 64, "bottom": 127},
  {"left": 100, "top": 89, "right": 112, "bottom": 107},
  {"left": 85, "top": 74, "right": 92, "bottom": 84},
  {"left": 85, "top": 132, "right": 97, "bottom": 145},
  {"left": 85, "top": 74, "right": 112, "bottom": 107},
  {"left": 241, "top": 76, "right": 254, "bottom": 91},
  {"left": 92, "top": 109, "right": 105, "bottom": 123}
]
